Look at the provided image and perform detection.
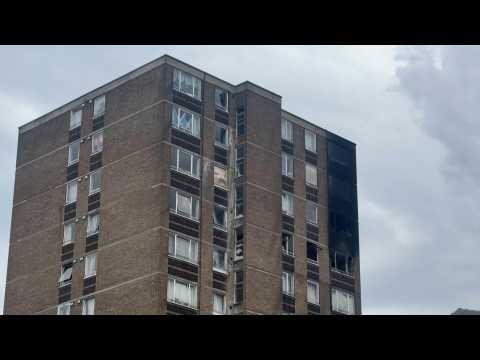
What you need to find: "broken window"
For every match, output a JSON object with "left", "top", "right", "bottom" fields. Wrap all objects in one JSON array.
[{"left": 59, "top": 262, "right": 73, "bottom": 286}]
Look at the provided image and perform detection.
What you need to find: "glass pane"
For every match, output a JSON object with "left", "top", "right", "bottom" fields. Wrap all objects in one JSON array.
[
  {"left": 307, "top": 202, "right": 317, "bottom": 224},
  {"left": 177, "top": 194, "right": 191, "bottom": 216},
  {"left": 178, "top": 149, "right": 192, "bottom": 174},
  {"left": 181, "top": 73, "right": 194, "bottom": 95},
  {"left": 70, "top": 109, "right": 82, "bottom": 130},
  {"left": 213, "top": 207, "right": 226, "bottom": 228},
  {"left": 92, "top": 132, "right": 103, "bottom": 153},
  {"left": 94, "top": 96, "right": 105, "bottom": 117},
  {"left": 215, "top": 126, "right": 227, "bottom": 146},
  {"left": 215, "top": 88, "right": 228, "bottom": 110},
  {"left": 63, "top": 223, "right": 75, "bottom": 244},
  {"left": 68, "top": 142, "right": 80, "bottom": 164},
  {"left": 213, "top": 249, "right": 225, "bottom": 270},
  {"left": 87, "top": 214, "right": 99, "bottom": 235},
  {"left": 214, "top": 166, "right": 227, "bottom": 188},
  {"left": 178, "top": 109, "right": 192, "bottom": 132},
  {"left": 307, "top": 242, "right": 318, "bottom": 262},
  {"left": 66, "top": 182, "right": 77, "bottom": 204},
  {"left": 176, "top": 236, "right": 190, "bottom": 259},
  {"left": 191, "top": 197, "right": 199, "bottom": 219},
  {"left": 90, "top": 171, "right": 101, "bottom": 193},
  {"left": 213, "top": 293, "right": 224, "bottom": 314}
]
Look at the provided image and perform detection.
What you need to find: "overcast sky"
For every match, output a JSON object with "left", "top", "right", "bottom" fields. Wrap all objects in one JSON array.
[{"left": 1, "top": 45, "right": 478, "bottom": 314}]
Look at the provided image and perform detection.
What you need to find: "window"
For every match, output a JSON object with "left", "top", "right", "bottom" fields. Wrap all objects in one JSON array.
[
  {"left": 169, "top": 189, "right": 200, "bottom": 220},
  {"left": 236, "top": 108, "right": 245, "bottom": 136},
  {"left": 213, "top": 205, "right": 227, "bottom": 229},
  {"left": 307, "top": 241, "right": 318, "bottom": 263},
  {"left": 91, "top": 132, "right": 103, "bottom": 154},
  {"left": 215, "top": 87, "right": 228, "bottom": 112},
  {"left": 235, "top": 145, "right": 245, "bottom": 177},
  {"left": 70, "top": 109, "right": 82, "bottom": 130},
  {"left": 331, "top": 288, "right": 355, "bottom": 315},
  {"left": 215, "top": 124, "right": 229, "bottom": 147},
  {"left": 168, "top": 233, "right": 198, "bottom": 264},
  {"left": 66, "top": 181, "right": 77, "bottom": 204},
  {"left": 167, "top": 277, "right": 198, "bottom": 308},
  {"left": 59, "top": 262, "right": 73, "bottom": 286},
  {"left": 329, "top": 175, "right": 353, "bottom": 202},
  {"left": 87, "top": 212, "right": 100, "bottom": 236},
  {"left": 282, "top": 118, "right": 293, "bottom": 142},
  {"left": 282, "top": 153, "right": 294, "bottom": 178},
  {"left": 68, "top": 141, "right": 80, "bottom": 165},
  {"left": 171, "top": 146, "right": 200, "bottom": 178},
  {"left": 328, "top": 141, "right": 353, "bottom": 167},
  {"left": 330, "top": 251, "right": 353, "bottom": 275},
  {"left": 234, "top": 271, "right": 244, "bottom": 304},
  {"left": 306, "top": 201, "right": 318, "bottom": 225},
  {"left": 305, "top": 129, "right": 316, "bottom": 152},
  {"left": 282, "top": 192, "right": 294, "bottom": 216},
  {"left": 306, "top": 164, "right": 317, "bottom": 187},
  {"left": 89, "top": 170, "right": 101, "bottom": 194},
  {"left": 93, "top": 95, "right": 106, "bottom": 118},
  {"left": 282, "top": 232, "right": 294, "bottom": 256},
  {"left": 235, "top": 185, "right": 244, "bottom": 218},
  {"left": 173, "top": 69, "right": 201, "bottom": 100},
  {"left": 282, "top": 271, "right": 294, "bottom": 296},
  {"left": 63, "top": 222, "right": 75, "bottom": 245},
  {"left": 213, "top": 292, "right": 226, "bottom": 314},
  {"left": 84, "top": 252, "right": 97, "bottom": 278},
  {"left": 307, "top": 281, "right": 319, "bottom": 304},
  {"left": 214, "top": 165, "right": 227, "bottom": 189},
  {"left": 57, "top": 302, "right": 71, "bottom": 315},
  {"left": 235, "top": 227, "right": 244, "bottom": 260},
  {"left": 82, "top": 298, "right": 95, "bottom": 315},
  {"left": 213, "top": 247, "right": 227, "bottom": 272},
  {"left": 171, "top": 106, "right": 201, "bottom": 138}
]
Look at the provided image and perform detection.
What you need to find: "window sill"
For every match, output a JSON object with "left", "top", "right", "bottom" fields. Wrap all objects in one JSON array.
[
  {"left": 62, "top": 240, "right": 74, "bottom": 246},
  {"left": 89, "top": 189, "right": 101, "bottom": 196},
  {"left": 169, "top": 210, "right": 200, "bottom": 223},
  {"left": 213, "top": 184, "right": 229, "bottom": 191},
  {"left": 167, "top": 299, "right": 198, "bottom": 311},
  {"left": 174, "top": 89, "right": 202, "bottom": 102},
  {"left": 84, "top": 274, "right": 96, "bottom": 279},
  {"left": 87, "top": 231, "right": 99, "bottom": 237},
  {"left": 282, "top": 251, "right": 294, "bottom": 258},
  {"left": 67, "top": 160, "right": 79, "bottom": 167},
  {"left": 281, "top": 138, "right": 294, "bottom": 144},
  {"left": 215, "top": 106, "right": 228, "bottom": 113},
  {"left": 307, "top": 301, "right": 320, "bottom": 306},
  {"left": 213, "top": 267, "right": 228, "bottom": 275},
  {"left": 90, "top": 150, "right": 103, "bottom": 157},
  {"left": 170, "top": 167, "right": 201, "bottom": 181},
  {"left": 65, "top": 200, "right": 77, "bottom": 206},
  {"left": 213, "top": 225, "right": 228, "bottom": 232},
  {"left": 331, "top": 268, "right": 354, "bottom": 278},
  {"left": 307, "top": 259, "right": 318, "bottom": 265},
  {"left": 282, "top": 292, "right": 295, "bottom": 298},
  {"left": 172, "top": 126, "right": 201, "bottom": 140},
  {"left": 168, "top": 254, "right": 198, "bottom": 266},
  {"left": 58, "top": 281, "right": 72, "bottom": 288},
  {"left": 93, "top": 113, "right": 105, "bottom": 120},
  {"left": 214, "top": 143, "right": 229, "bottom": 150}
]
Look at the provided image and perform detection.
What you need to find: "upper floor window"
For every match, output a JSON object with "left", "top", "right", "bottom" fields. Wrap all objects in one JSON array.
[
  {"left": 58, "top": 262, "right": 73, "bottom": 286},
  {"left": 305, "top": 164, "right": 317, "bottom": 187},
  {"left": 93, "top": 95, "right": 105, "bottom": 118},
  {"left": 169, "top": 189, "right": 200, "bottom": 221},
  {"left": 282, "top": 119, "right": 293, "bottom": 143},
  {"left": 236, "top": 107, "right": 245, "bottom": 137},
  {"left": 235, "top": 185, "right": 244, "bottom": 218},
  {"left": 213, "top": 247, "right": 227, "bottom": 273},
  {"left": 167, "top": 277, "right": 198, "bottom": 309},
  {"left": 63, "top": 222, "right": 75, "bottom": 245},
  {"left": 70, "top": 109, "right": 82, "bottom": 130},
  {"left": 282, "top": 191, "right": 294, "bottom": 217},
  {"left": 66, "top": 181, "right": 78, "bottom": 204},
  {"left": 235, "top": 145, "right": 245, "bottom": 177},
  {"left": 82, "top": 297, "right": 95, "bottom": 315},
  {"left": 168, "top": 232, "right": 199, "bottom": 264},
  {"left": 84, "top": 252, "right": 97, "bottom": 278},
  {"left": 213, "top": 165, "right": 228, "bottom": 189},
  {"left": 282, "top": 271, "right": 294, "bottom": 296},
  {"left": 173, "top": 69, "right": 201, "bottom": 100},
  {"left": 331, "top": 287, "right": 355, "bottom": 315},
  {"left": 307, "top": 281, "right": 319, "bottom": 305},
  {"left": 306, "top": 241, "right": 318, "bottom": 263},
  {"left": 57, "top": 302, "right": 71, "bottom": 315},
  {"left": 306, "top": 201, "right": 318, "bottom": 225},
  {"left": 68, "top": 141, "right": 80, "bottom": 166},
  {"left": 213, "top": 205, "right": 227, "bottom": 230},
  {"left": 234, "top": 271, "right": 244, "bottom": 305},
  {"left": 171, "top": 146, "right": 201, "bottom": 179},
  {"left": 282, "top": 153, "right": 294, "bottom": 178},
  {"left": 91, "top": 132, "right": 103, "bottom": 155},
  {"left": 282, "top": 232, "right": 294, "bottom": 256},
  {"left": 330, "top": 251, "right": 353, "bottom": 275},
  {"left": 215, "top": 87, "right": 228, "bottom": 112},
  {"left": 235, "top": 227, "right": 244, "bottom": 260},
  {"left": 171, "top": 105, "right": 201, "bottom": 138},
  {"left": 215, "top": 123, "right": 229, "bottom": 148},
  {"left": 305, "top": 129, "right": 316, "bottom": 152},
  {"left": 87, "top": 212, "right": 100, "bottom": 236},
  {"left": 213, "top": 292, "right": 226, "bottom": 315},
  {"left": 89, "top": 170, "right": 101, "bottom": 195}
]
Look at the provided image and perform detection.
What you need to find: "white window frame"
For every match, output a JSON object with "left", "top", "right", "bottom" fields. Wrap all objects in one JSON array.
[
  {"left": 213, "top": 205, "right": 227, "bottom": 230},
  {"left": 93, "top": 95, "right": 106, "bottom": 118},
  {"left": 86, "top": 212, "right": 100, "bottom": 236},
  {"left": 171, "top": 146, "right": 200, "bottom": 179},
  {"left": 170, "top": 190, "right": 200, "bottom": 221},
  {"left": 212, "top": 247, "right": 227, "bottom": 273},
  {"left": 212, "top": 292, "right": 226, "bottom": 315},
  {"left": 215, "top": 123, "right": 229, "bottom": 148},
  {"left": 173, "top": 69, "right": 202, "bottom": 100},
  {"left": 168, "top": 233, "right": 199, "bottom": 264},
  {"left": 57, "top": 302, "right": 71, "bottom": 315},
  {"left": 282, "top": 232, "right": 294, "bottom": 256},
  {"left": 63, "top": 221, "right": 75, "bottom": 245},
  {"left": 59, "top": 263, "right": 73, "bottom": 286},
  {"left": 82, "top": 297, "right": 95, "bottom": 315},
  {"left": 305, "top": 129, "right": 317, "bottom": 152},
  {"left": 306, "top": 201, "right": 318, "bottom": 225},
  {"left": 65, "top": 181, "right": 78, "bottom": 205},
  {"left": 167, "top": 277, "right": 198, "bottom": 309},
  {"left": 282, "top": 118, "right": 293, "bottom": 142},
  {"left": 68, "top": 141, "right": 80, "bottom": 166},
  {"left": 213, "top": 164, "right": 228, "bottom": 189},
  {"left": 89, "top": 170, "right": 102, "bottom": 195},
  {"left": 70, "top": 109, "right": 82, "bottom": 130},
  {"left": 84, "top": 252, "right": 97, "bottom": 278},
  {"left": 307, "top": 280, "right": 320, "bottom": 305},
  {"left": 282, "top": 271, "right": 294, "bottom": 296},
  {"left": 91, "top": 131, "right": 103, "bottom": 155},
  {"left": 282, "top": 153, "right": 294, "bottom": 178},
  {"left": 331, "top": 287, "right": 355, "bottom": 315},
  {"left": 215, "top": 87, "right": 229, "bottom": 112},
  {"left": 305, "top": 163, "right": 317, "bottom": 187},
  {"left": 282, "top": 191, "right": 294, "bottom": 217},
  {"left": 171, "top": 105, "right": 201, "bottom": 138}
]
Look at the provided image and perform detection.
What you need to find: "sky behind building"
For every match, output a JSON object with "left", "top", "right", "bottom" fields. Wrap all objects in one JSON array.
[{"left": 1, "top": 45, "right": 478, "bottom": 314}]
